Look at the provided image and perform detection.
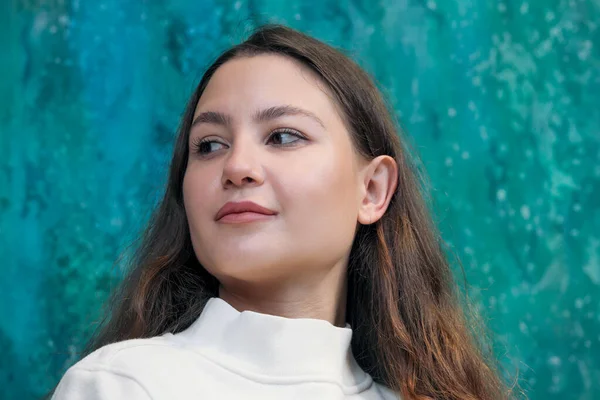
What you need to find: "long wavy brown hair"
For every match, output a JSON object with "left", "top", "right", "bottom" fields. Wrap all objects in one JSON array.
[{"left": 50, "top": 24, "right": 521, "bottom": 400}]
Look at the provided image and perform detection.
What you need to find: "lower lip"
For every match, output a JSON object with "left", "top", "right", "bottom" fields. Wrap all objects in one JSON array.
[{"left": 218, "top": 212, "right": 276, "bottom": 224}]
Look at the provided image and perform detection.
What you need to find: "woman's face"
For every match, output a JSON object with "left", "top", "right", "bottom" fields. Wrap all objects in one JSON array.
[{"left": 183, "top": 54, "right": 367, "bottom": 288}]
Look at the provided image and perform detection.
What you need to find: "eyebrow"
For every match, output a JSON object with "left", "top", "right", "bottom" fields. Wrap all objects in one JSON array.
[{"left": 191, "top": 105, "right": 326, "bottom": 129}]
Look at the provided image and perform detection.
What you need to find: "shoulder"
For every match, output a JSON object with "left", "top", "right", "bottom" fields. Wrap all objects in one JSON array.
[
  {"left": 372, "top": 381, "right": 403, "bottom": 400},
  {"left": 74, "top": 336, "right": 177, "bottom": 368},
  {"left": 52, "top": 336, "right": 179, "bottom": 400},
  {"left": 65, "top": 335, "right": 192, "bottom": 380}
]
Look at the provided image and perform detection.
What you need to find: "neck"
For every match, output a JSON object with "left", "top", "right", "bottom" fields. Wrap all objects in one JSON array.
[{"left": 217, "top": 264, "right": 348, "bottom": 327}]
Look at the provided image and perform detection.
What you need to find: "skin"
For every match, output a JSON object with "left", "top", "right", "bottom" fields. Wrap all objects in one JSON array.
[{"left": 183, "top": 54, "right": 397, "bottom": 327}]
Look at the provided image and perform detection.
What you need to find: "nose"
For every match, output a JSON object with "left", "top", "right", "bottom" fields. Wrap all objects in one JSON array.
[{"left": 221, "top": 140, "right": 264, "bottom": 188}]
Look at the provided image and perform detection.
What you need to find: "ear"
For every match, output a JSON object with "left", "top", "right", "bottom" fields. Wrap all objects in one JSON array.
[{"left": 357, "top": 155, "right": 398, "bottom": 225}]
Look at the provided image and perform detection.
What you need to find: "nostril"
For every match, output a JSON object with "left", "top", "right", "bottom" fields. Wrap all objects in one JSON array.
[{"left": 224, "top": 176, "right": 256, "bottom": 187}]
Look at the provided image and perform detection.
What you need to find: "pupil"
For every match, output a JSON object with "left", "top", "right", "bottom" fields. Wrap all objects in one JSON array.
[{"left": 200, "top": 142, "right": 212, "bottom": 153}]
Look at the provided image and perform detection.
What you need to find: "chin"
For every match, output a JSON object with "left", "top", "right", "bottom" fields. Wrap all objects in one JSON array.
[{"left": 209, "top": 254, "right": 289, "bottom": 281}]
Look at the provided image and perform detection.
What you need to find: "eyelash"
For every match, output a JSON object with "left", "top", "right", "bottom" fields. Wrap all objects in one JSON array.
[{"left": 190, "top": 128, "right": 306, "bottom": 156}]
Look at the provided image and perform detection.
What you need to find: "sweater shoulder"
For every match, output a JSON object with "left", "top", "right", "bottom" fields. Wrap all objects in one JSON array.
[
  {"left": 73, "top": 335, "right": 178, "bottom": 369},
  {"left": 371, "top": 381, "right": 403, "bottom": 400}
]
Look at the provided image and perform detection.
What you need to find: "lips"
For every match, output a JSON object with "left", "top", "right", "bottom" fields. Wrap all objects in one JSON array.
[{"left": 215, "top": 200, "right": 277, "bottom": 221}]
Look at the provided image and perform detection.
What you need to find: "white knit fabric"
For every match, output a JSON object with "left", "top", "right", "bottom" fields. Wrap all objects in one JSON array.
[{"left": 52, "top": 297, "right": 400, "bottom": 400}]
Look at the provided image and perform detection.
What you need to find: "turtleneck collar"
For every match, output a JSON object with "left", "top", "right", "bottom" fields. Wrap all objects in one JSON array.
[{"left": 169, "top": 296, "right": 372, "bottom": 393}]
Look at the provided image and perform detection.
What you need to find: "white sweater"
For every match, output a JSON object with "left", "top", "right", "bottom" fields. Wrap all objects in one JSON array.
[{"left": 52, "top": 297, "right": 400, "bottom": 399}]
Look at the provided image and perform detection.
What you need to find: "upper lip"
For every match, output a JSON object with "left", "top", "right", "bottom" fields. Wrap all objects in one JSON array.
[{"left": 215, "top": 201, "right": 277, "bottom": 221}]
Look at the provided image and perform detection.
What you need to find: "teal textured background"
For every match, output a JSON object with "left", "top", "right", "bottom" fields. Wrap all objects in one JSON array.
[{"left": 1, "top": 0, "right": 599, "bottom": 399}]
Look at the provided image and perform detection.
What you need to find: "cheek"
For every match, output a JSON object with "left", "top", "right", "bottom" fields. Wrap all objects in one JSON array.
[
  {"left": 275, "top": 153, "right": 359, "bottom": 265},
  {"left": 279, "top": 149, "right": 358, "bottom": 225},
  {"left": 182, "top": 167, "right": 215, "bottom": 229},
  {"left": 183, "top": 170, "right": 200, "bottom": 210}
]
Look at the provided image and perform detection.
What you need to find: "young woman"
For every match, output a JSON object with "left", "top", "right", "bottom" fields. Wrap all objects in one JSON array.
[{"left": 50, "top": 24, "right": 514, "bottom": 400}]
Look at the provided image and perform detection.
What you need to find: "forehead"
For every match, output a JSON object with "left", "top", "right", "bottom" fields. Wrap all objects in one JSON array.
[{"left": 194, "top": 54, "right": 339, "bottom": 121}]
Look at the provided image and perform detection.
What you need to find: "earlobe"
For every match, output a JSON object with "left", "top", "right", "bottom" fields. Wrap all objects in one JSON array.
[{"left": 357, "top": 155, "right": 398, "bottom": 225}]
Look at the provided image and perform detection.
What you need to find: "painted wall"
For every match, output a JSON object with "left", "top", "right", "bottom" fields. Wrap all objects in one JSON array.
[{"left": 1, "top": 0, "right": 598, "bottom": 398}]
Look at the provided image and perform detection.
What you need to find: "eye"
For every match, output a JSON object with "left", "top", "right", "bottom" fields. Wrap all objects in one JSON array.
[
  {"left": 267, "top": 128, "right": 306, "bottom": 146},
  {"left": 190, "top": 128, "right": 306, "bottom": 157},
  {"left": 190, "top": 137, "right": 227, "bottom": 156}
]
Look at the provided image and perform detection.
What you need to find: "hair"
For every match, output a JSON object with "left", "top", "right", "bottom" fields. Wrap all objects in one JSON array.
[{"left": 48, "top": 24, "right": 521, "bottom": 400}]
